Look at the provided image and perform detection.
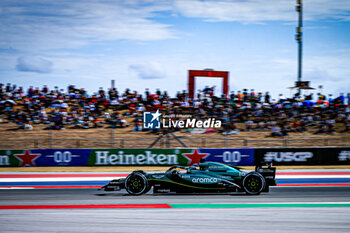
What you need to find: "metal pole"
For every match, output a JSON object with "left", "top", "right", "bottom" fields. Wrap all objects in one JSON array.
[
  {"left": 224, "top": 134, "right": 228, "bottom": 148},
  {"left": 148, "top": 134, "right": 164, "bottom": 148},
  {"left": 296, "top": 0, "right": 303, "bottom": 94},
  {"left": 169, "top": 131, "right": 187, "bottom": 148},
  {"left": 166, "top": 133, "right": 170, "bottom": 148},
  {"left": 111, "top": 128, "right": 115, "bottom": 148},
  {"left": 49, "top": 130, "right": 53, "bottom": 149}
]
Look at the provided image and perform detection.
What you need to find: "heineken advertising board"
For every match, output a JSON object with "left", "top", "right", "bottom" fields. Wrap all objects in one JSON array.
[
  {"left": 2, "top": 147, "right": 349, "bottom": 167},
  {"left": 0, "top": 148, "right": 255, "bottom": 167}
]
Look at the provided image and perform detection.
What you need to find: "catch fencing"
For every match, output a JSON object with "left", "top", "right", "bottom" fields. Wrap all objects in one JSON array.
[
  {"left": 0, "top": 137, "right": 349, "bottom": 149},
  {"left": 1, "top": 147, "right": 350, "bottom": 167}
]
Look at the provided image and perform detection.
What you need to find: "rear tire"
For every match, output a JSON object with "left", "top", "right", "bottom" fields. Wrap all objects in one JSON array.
[
  {"left": 125, "top": 172, "right": 149, "bottom": 195},
  {"left": 242, "top": 172, "right": 265, "bottom": 195}
]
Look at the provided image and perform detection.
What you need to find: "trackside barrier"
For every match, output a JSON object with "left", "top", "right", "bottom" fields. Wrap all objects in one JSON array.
[
  {"left": 255, "top": 147, "right": 350, "bottom": 166},
  {"left": 1, "top": 147, "right": 349, "bottom": 167},
  {"left": 1, "top": 137, "right": 350, "bottom": 149},
  {"left": 0, "top": 149, "right": 254, "bottom": 167}
]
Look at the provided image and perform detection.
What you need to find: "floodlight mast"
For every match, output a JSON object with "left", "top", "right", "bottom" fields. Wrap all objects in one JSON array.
[{"left": 296, "top": 0, "right": 303, "bottom": 94}]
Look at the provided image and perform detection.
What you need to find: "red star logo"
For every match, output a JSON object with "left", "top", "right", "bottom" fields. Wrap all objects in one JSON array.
[
  {"left": 182, "top": 149, "right": 209, "bottom": 166},
  {"left": 14, "top": 150, "right": 41, "bottom": 167}
]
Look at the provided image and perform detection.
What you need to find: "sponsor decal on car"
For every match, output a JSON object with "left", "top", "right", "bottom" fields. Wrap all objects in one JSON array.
[
  {"left": 191, "top": 177, "right": 218, "bottom": 183},
  {"left": 156, "top": 189, "right": 171, "bottom": 192}
]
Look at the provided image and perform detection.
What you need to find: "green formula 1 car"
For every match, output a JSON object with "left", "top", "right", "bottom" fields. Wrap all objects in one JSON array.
[{"left": 100, "top": 160, "right": 276, "bottom": 195}]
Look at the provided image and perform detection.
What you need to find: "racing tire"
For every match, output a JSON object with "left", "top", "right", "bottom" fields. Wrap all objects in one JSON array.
[
  {"left": 242, "top": 172, "right": 266, "bottom": 195},
  {"left": 125, "top": 172, "right": 149, "bottom": 195}
]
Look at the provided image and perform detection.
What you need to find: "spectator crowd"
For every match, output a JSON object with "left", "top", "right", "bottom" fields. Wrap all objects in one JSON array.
[{"left": 0, "top": 83, "right": 349, "bottom": 136}]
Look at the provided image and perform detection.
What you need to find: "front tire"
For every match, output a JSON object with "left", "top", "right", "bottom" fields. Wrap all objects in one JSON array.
[
  {"left": 125, "top": 172, "right": 149, "bottom": 195},
  {"left": 242, "top": 172, "right": 265, "bottom": 195}
]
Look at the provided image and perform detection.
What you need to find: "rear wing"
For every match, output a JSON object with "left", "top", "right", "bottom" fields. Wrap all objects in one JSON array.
[{"left": 255, "top": 164, "right": 276, "bottom": 186}]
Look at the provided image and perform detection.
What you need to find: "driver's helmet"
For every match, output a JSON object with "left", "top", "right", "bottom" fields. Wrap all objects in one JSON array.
[{"left": 198, "top": 158, "right": 208, "bottom": 170}]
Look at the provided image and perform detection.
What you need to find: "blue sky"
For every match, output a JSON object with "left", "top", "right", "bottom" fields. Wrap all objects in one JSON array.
[{"left": 0, "top": 0, "right": 349, "bottom": 99}]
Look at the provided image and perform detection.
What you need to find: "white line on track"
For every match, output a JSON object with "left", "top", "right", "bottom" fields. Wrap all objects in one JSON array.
[
  {"left": 0, "top": 177, "right": 119, "bottom": 182},
  {"left": 1, "top": 175, "right": 350, "bottom": 182},
  {"left": 276, "top": 175, "right": 350, "bottom": 179}
]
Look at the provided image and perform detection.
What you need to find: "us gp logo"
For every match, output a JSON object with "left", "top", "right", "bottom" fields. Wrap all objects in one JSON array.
[{"left": 143, "top": 110, "right": 161, "bottom": 129}]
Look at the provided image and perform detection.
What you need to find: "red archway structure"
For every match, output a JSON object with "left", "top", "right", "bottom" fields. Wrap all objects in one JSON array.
[{"left": 188, "top": 70, "right": 229, "bottom": 99}]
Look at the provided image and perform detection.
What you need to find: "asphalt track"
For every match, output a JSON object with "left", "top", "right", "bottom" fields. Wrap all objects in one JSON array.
[{"left": 1, "top": 187, "right": 350, "bottom": 232}]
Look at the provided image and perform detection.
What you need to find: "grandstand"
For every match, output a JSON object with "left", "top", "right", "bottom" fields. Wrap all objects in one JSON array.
[{"left": 0, "top": 82, "right": 349, "bottom": 149}]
